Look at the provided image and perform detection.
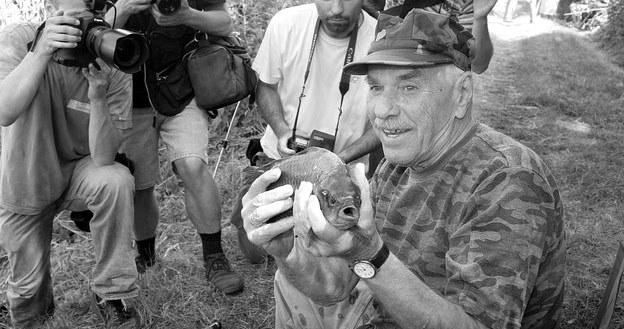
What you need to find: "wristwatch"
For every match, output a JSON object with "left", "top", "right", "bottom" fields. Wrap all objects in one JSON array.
[{"left": 351, "top": 243, "right": 390, "bottom": 279}]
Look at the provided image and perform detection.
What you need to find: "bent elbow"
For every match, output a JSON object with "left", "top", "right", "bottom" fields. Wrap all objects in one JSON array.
[
  {"left": 91, "top": 156, "right": 116, "bottom": 168},
  {"left": 0, "top": 114, "right": 18, "bottom": 127}
]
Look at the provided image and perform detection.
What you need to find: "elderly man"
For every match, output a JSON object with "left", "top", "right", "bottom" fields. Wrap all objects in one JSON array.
[
  {"left": 0, "top": 0, "right": 140, "bottom": 327},
  {"left": 241, "top": 9, "right": 566, "bottom": 329}
]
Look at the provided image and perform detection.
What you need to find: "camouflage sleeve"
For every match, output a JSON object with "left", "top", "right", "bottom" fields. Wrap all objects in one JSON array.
[{"left": 444, "top": 167, "right": 560, "bottom": 329}]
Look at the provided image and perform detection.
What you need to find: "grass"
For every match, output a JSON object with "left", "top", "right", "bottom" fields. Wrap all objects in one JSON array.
[
  {"left": 474, "top": 16, "right": 624, "bottom": 328},
  {"left": 1, "top": 7, "right": 624, "bottom": 329}
]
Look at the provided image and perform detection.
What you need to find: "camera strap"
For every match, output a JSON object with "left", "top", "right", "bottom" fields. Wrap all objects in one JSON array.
[
  {"left": 291, "top": 16, "right": 359, "bottom": 145},
  {"left": 27, "top": 22, "right": 47, "bottom": 52}
]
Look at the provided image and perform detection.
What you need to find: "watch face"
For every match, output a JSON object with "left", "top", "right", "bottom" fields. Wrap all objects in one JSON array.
[{"left": 353, "top": 261, "right": 376, "bottom": 279}]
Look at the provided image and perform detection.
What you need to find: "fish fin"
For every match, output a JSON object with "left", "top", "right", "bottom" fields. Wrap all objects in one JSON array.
[{"left": 241, "top": 165, "right": 265, "bottom": 186}]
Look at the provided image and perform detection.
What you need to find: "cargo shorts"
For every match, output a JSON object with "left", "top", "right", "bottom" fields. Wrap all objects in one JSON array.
[{"left": 121, "top": 99, "right": 212, "bottom": 190}]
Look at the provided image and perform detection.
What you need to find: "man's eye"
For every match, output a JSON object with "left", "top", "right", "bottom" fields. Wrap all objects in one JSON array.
[
  {"left": 370, "top": 85, "right": 383, "bottom": 93},
  {"left": 402, "top": 85, "right": 417, "bottom": 92}
]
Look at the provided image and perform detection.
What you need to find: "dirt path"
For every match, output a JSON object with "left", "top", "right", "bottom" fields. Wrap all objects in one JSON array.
[{"left": 474, "top": 15, "right": 623, "bottom": 123}]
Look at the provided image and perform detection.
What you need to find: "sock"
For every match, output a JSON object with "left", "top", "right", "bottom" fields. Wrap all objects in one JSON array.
[
  {"left": 136, "top": 237, "right": 156, "bottom": 262},
  {"left": 200, "top": 231, "right": 224, "bottom": 258}
]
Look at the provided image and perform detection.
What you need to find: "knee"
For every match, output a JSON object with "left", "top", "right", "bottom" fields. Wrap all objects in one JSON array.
[
  {"left": 173, "top": 157, "right": 205, "bottom": 177},
  {"left": 173, "top": 157, "right": 213, "bottom": 188},
  {"left": 91, "top": 164, "right": 135, "bottom": 195}
]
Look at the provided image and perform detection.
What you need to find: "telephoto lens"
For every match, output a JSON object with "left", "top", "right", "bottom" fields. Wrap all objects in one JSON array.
[
  {"left": 52, "top": 11, "right": 149, "bottom": 74},
  {"left": 154, "top": 0, "right": 181, "bottom": 14}
]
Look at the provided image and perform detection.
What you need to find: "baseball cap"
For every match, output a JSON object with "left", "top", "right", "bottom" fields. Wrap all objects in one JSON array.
[{"left": 344, "top": 9, "right": 475, "bottom": 75}]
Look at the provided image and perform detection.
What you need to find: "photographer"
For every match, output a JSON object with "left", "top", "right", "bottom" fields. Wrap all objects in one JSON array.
[
  {"left": 0, "top": 0, "right": 140, "bottom": 328},
  {"left": 105, "top": 0, "right": 244, "bottom": 295}
]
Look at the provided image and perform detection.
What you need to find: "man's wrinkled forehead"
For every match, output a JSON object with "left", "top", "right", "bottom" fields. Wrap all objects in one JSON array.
[{"left": 365, "top": 66, "right": 425, "bottom": 84}]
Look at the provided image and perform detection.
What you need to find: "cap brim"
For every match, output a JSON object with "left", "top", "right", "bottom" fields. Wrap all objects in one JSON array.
[{"left": 344, "top": 49, "right": 453, "bottom": 75}]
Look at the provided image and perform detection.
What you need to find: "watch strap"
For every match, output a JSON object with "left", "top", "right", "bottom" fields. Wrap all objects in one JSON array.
[{"left": 369, "top": 243, "right": 390, "bottom": 270}]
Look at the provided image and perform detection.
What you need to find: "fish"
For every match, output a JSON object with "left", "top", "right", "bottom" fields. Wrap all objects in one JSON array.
[
  {"left": 239, "top": 147, "right": 363, "bottom": 306},
  {"left": 243, "top": 147, "right": 361, "bottom": 229}
]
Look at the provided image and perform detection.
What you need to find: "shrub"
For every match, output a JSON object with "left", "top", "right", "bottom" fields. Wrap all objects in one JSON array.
[{"left": 599, "top": 0, "right": 624, "bottom": 61}]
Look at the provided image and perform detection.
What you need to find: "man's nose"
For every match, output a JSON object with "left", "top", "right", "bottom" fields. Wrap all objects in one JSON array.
[
  {"left": 373, "top": 90, "right": 399, "bottom": 119},
  {"left": 328, "top": 0, "right": 344, "bottom": 16}
]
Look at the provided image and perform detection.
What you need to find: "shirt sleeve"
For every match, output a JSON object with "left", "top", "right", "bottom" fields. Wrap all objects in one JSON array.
[
  {"left": 0, "top": 24, "right": 34, "bottom": 81},
  {"left": 251, "top": 13, "right": 284, "bottom": 85},
  {"left": 106, "top": 70, "right": 133, "bottom": 130},
  {"left": 444, "top": 167, "right": 560, "bottom": 329}
]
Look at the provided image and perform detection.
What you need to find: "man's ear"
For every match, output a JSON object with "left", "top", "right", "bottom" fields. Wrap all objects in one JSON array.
[{"left": 453, "top": 71, "right": 473, "bottom": 119}]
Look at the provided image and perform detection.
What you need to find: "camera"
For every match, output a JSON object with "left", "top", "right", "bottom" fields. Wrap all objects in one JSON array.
[
  {"left": 153, "top": 0, "right": 181, "bottom": 15},
  {"left": 287, "top": 130, "right": 336, "bottom": 153},
  {"left": 287, "top": 135, "right": 309, "bottom": 153},
  {"left": 52, "top": 5, "right": 149, "bottom": 74}
]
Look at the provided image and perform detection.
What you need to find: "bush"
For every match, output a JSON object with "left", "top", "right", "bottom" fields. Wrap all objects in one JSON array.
[{"left": 598, "top": 0, "right": 624, "bottom": 66}]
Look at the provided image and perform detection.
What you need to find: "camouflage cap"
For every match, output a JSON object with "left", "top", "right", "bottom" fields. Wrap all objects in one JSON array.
[{"left": 344, "top": 9, "right": 475, "bottom": 75}]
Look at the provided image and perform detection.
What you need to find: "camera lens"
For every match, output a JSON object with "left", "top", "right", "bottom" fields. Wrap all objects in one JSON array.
[
  {"left": 157, "top": 0, "right": 181, "bottom": 15},
  {"left": 87, "top": 26, "right": 148, "bottom": 74},
  {"left": 114, "top": 37, "right": 140, "bottom": 67}
]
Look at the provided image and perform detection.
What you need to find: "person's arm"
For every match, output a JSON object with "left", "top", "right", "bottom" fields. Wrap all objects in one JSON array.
[
  {"left": 151, "top": 1, "right": 232, "bottom": 36},
  {"left": 84, "top": 58, "right": 123, "bottom": 167},
  {"left": 469, "top": 0, "right": 497, "bottom": 73},
  {"left": 303, "top": 164, "right": 558, "bottom": 328},
  {"left": 105, "top": 0, "right": 152, "bottom": 28},
  {"left": 256, "top": 80, "right": 296, "bottom": 157},
  {"left": 0, "top": 13, "right": 82, "bottom": 126},
  {"left": 336, "top": 124, "right": 381, "bottom": 164}
]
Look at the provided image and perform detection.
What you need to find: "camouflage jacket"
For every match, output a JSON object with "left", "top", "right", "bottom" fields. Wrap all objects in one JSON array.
[{"left": 370, "top": 124, "right": 566, "bottom": 329}]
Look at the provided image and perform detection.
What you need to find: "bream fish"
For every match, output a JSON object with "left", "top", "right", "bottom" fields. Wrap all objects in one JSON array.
[{"left": 244, "top": 147, "right": 361, "bottom": 229}]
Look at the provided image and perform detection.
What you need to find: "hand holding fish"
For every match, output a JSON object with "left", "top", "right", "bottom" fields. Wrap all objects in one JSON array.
[
  {"left": 297, "top": 163, "right": 384, "bottom": 263},
  {"left": 241, "top": 168, "right": 295, "bottom": 260}
]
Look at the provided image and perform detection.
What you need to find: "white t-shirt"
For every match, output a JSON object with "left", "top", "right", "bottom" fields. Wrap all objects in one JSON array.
[{"left": 252, "top": 4, "right": 376, "bottom": 160}]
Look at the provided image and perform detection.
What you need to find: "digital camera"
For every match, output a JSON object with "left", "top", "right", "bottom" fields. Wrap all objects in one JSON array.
[
  {"left": 287, "top": 135, "right": 309, "bottom": 153},
  {"left": 51, "top": 1, "right": 149, "bottom": 74},
  {"left": 287, "top": 130, "right": 336, "bottom": 153},
  {"left": 153, "top": 0, "right": 181, "bottom": 15}
]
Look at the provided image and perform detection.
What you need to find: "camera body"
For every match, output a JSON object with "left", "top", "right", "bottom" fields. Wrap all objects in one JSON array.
[
  {"left": 153, "top": 0, "right": 182, "bottom": 15},
  {"left": 287, "top": 130, "right": 336, "bottom": 153},
  {"left": 287, "top": 135, "right": 309, "bottom": 153},
  {"left": 51, "top": 7, "right": 148, "bottom": 74}
]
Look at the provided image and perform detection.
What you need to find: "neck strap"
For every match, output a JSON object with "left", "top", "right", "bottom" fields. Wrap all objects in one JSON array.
[{"left": 291, "top": 17, "right": 359, "bottom": 144}]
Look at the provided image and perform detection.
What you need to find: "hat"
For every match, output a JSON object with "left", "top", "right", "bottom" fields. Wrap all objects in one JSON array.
[{"left": 344, "top": 9, "right": 475, "bottom": 75}]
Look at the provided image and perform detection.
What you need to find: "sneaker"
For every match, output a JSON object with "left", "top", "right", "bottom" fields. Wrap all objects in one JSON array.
[
  {"left": 90, "top": 293, "right": 141, "bottom": 329},
  {"left": 135, "top": 253, "right": 157, "bottom": 274},
  {"left": 204, "top": 253, "right": 244, "bottom": 295}
]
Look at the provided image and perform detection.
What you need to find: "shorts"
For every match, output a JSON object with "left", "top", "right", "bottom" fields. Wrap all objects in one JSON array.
[{"left": 121, "top": 99, "right": 212, "bottom": 190}]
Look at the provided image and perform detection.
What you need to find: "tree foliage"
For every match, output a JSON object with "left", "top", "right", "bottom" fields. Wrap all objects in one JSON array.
[{"left": 598, "top": 0, "right": 624, "bottom": 66}]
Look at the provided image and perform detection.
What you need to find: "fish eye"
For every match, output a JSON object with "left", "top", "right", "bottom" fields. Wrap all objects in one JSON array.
[{"left": 327, "top": 195, "right": 337, "bottom": 206}]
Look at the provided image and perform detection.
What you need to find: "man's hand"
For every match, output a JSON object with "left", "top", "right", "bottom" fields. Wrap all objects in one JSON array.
[
  {"left": 32, "top": 10, "right": 82, "bottom": 58},
  {"left": 277, "top": 134, "right": 296, "bottom": 158},
  {"left": 115, "top": 0, "right": 152, "bottom": 16},
  {"left": 473, "top": 0, "right": 498, "bottom": 20},
  {"left": 151, "top": 0, "right": 191, "bottom": 26},
  {"left": 241, "top": 168, "right": 295, "bottom": 260},
  {"left": 299, "top": 163, "right": 384, "bottom": 263},
  {"left": 82, "top": 58, "right": 112, "bottom": 102}
]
